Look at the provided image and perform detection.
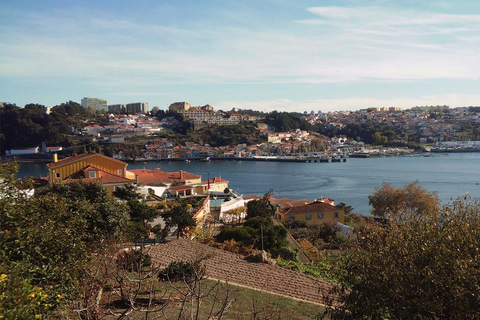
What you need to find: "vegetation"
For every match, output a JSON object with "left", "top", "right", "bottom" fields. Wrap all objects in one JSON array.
[
  {"left": 216, "top": 216, "right": 290, "bottom": 258},
  {"left": 368, "top": 181, "right": 440, "bottom": 219},
  {"left": 265, "top": 111, "right": 312, "bottom": 132},
  {"left": 323, "top": 187, "right": 480, "bottom": 319},
  {"left": 159, "top": 204, "right": 197, "bottom": 239},
  {"left": 0, "top": 162, "right": 129, "bottom": 318}
]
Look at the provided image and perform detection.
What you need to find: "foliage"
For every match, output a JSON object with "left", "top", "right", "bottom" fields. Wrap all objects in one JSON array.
[
  {"left": 265, "top": 111, "right": 312, "bottom": 132},
  {"left": 159, "top": 259, "right": 206, "bottom": 284},
  {"left": 282, "top": 220, "right": 308, "bottom": 229},
  {"left": 113, "top": 184, "right": 142, "bottom": 201},
  {"left": 368, "top": 181, "right": 440, "bottom": 219},
  {"left": 160, "top": 204, "right": 197, "bottom": 239},
  {"left": 246, "top": 199, "right": 272, "bottom": 219},
  {"left": 217, "top": 217, "right": 290, "bottom": 258},
  {"left": 36, "top": 180, "right": 130, "bottom": 244},
  {"left": 216, "top": 227, "right": 256, "bottom": 245},
  {"left": 0, "top": 164, "right": 132, "bottom": 317},
  {"left": 116, "top": 250, "right": 152, "bottom": 272},
  {"left": 114, "top": 185, "right": 159, "bottom": 241},
  {"left": 0, "top": 102, "right": 95, "bottom": 154},
  {"left": 324, "top": 195, "right": 480, "bottom": 320},
  {"left": 276, "top": 260, "right": 335, "bottom": 283},
  {"left": 0, "top": 273, "right": 58, "bottom": 320}
]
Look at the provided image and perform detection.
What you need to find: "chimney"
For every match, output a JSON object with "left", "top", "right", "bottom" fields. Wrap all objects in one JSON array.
[
  {"left": 180, "top": 170, "right": 183, "bottom": 180},
  {"left": 53, "top": 153, "right": 58, "bottom": 163}
]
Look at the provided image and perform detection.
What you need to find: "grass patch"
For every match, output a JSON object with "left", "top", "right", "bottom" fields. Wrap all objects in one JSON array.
[
  {"left": 103, "top": 278, "right": 326, "bottom": 319},
  {"left": 276, "top": 259, "right": 337, "bottom": 284}
]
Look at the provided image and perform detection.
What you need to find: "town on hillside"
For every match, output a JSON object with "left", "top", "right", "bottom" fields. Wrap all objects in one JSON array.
[{"left": 2, "top": 100, "right": 480, "bottom": 162}]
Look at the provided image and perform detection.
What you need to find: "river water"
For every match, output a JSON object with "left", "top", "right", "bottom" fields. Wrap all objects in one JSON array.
[{"left": 18, "top": 153, "right": 480, "bottom": 215}]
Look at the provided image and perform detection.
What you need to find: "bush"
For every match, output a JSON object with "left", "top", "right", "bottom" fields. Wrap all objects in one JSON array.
[
  {"left": 216, "top": 227, "right": 255, "bottom": 246},
  {"left": 159, "top": 260, "right": 205, "bottom": 283},
  {"left": 283, "top": 220, "right": 308, "bottom": 229}
]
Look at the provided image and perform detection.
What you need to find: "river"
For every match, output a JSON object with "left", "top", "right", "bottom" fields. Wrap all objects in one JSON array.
[{"left": 18, "top": 153, "right": 480, "bottom": 215}]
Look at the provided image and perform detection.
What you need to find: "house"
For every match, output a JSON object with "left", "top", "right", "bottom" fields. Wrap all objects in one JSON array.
[
  {"left": 275, "top": 198, "right": 345, "bottom": 224},
  {"left": 46, "top": 152, "right": 135, "bottom": 195},
  {"left": 131, "top": 168, "right": 202, "bottom": 197},
  {"left": 204, "top": 176, "right": 229, "bottom": 194}
]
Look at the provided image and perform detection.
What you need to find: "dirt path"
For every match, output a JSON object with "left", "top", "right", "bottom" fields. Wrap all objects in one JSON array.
[{"left": 147, "top": 239, "right": 337, "bottom": 306}]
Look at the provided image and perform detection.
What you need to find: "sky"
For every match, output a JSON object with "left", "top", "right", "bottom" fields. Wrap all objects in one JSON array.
[{"left": 1, "top": 0, "right": 479, "bottom": 112}]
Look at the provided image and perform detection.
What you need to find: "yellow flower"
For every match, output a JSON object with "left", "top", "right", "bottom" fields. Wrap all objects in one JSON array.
[
  {"left": 57, "top": 294, "right": 64, "bottom": 300},
  {"left": 28, "top": 292, "right": 36, "bottom": 299},
  {"left": 35, "top": 314, "right": 42, "bottom": 319},
  {"left": 0, "top": 274, "right": 7, "bottom": 282}
]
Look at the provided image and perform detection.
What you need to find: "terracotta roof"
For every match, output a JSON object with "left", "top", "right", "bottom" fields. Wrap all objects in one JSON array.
[
  {"left": 130, "top": 168, "right": 171, "bottom": 186},
  {"left": 243, "top": 195, "right": 261, "bottom": 201},
  {"left": 47, "top": 152, "right": 128, "bottom": 169},
  {"left": 203, "top": 177, "right": 228, "bottom": 184},
  {"left": 276, "top": 198, "right": 310, "bottom": 208},
  {"left": 167, "top": 170, "right": 201, "bottom": 182},
  {"left": 282, "top": 201, "right": 338, "bottom": 215},
  {"left": 168, "top": 185, "right": 194, "bottom": 191}
]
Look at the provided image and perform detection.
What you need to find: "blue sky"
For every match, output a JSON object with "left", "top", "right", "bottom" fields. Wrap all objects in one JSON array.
[{"left": 1, "top": 0, "right": 479, "bottom": 112}]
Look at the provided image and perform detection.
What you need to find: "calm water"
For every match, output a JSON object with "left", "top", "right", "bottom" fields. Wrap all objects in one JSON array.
[{"left": 18, "top": 153, "right": 480, "bottom": 215}]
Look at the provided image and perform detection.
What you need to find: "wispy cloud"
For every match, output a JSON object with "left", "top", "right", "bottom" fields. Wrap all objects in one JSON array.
[
  {"left": 216, "top": 94, "right": 480, "bottom": 113},
  {"left": 1, "top": 2, "right": 479, "bottom": 109}
]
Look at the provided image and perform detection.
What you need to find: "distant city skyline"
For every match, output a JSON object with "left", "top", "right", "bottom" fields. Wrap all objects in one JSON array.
[{"left": 1, "top": 0, "right": 479, "bottom": 112}]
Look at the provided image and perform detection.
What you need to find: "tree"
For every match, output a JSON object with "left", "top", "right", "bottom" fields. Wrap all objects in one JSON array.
[
  {"left": 323, "top": 193, "right": 480, "bottom": 319},
  {"left": 246, "top": 199, "right": 271, "bottom": 219},
  {"left": 114, "top": 185, "right": 159, "bottom": 241},
  {"left": 0, "top": 165, "right": 131, "bottom": 318},
  {"left": 160, "top": 204, "right": 197, "bottom": 239},
  {"left": 368, "top": 181, "right": 439, "bottom": 219},
  {"left": 246, "top": 190, "right": 273, "bottom": 220}
]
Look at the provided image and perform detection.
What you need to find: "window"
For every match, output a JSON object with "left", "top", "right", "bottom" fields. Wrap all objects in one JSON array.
[
  {"left": 306, "top": 213, "right": 312, "bottom": 220},
  {"left": 334, "top": 212, "right": 339, "bottom": 218},
  {"left": 55, "top": 172, "right": 61, "bottom": 179},
  {"left": 117, "top": 169, "right": 122, "bottom": 176},
  {"left": 289, "top": 215, "right": 295, "bottom": 220},
  {"left": 317, "top": 212, "right": 324, "bottom": 219},
  {"left": 89, "top": 171, "right": 96, "bottom": 178}
]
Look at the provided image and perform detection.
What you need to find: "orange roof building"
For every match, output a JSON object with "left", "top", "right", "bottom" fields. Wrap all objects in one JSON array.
[
  {"left": 46, "top": 152, "right": 135, "bottom": 194},
  {"left": 275, "top": 198, "right": 345, "bottom": 224}
]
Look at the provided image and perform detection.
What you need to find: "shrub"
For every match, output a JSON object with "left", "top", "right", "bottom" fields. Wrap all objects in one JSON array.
[
  {"left": 159, "top": 260, "right": 205, "bottom": 284},
  {"left": 216, "top": 227, "right": 255, "bottom": 246}
]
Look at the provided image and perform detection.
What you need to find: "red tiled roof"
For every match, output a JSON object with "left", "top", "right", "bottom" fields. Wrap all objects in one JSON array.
[
  {"left": 203, "top": 177, "right": 228, "bottom": 184},
  {"left": 276, "top": 198, "right": 310, "bottom": 208},
  {"left": 167, "top": 171, "right": 201, "bottom": 182},
  {"left": 47, "top": 152, "right": 128, "bottom": 169},
  {"left": 168, "top": 185, "right": 194, "bottom": 191},
  {"left": 282, "top": 201, "right": 338, "bottom": 215},
  {"left": 130, "top": 168, "right": 172, "bottom": 186}
]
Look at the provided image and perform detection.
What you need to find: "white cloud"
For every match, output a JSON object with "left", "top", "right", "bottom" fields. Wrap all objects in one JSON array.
[
  {"left": 1, "top": 3, "right": 479, "bottom": 109},
  {"left": 216, "top": 94, "right": 480, "bottom": 113}
]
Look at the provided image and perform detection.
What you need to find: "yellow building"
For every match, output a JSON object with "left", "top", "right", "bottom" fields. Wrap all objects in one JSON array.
[
  {"left": 46, "top": 152, "right": 135, "bottom": 194},
  {"left": 204, "top": 176, "right": 229, "bottom": 193},
  {"left": 275, "top": 198, "right": 345, "bottom": 224}
]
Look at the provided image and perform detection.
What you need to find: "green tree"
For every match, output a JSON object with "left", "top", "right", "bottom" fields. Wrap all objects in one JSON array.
[
  {"left": 325, "top": 195, "right": 480, "bottom": 319},
  {"left": 160, "top": 204, "right": 196, "bottom": 239},
  {"left": 246, "top": 199, "right": 271, "bottom": 219},
  {"left": 0, "top": 165, "right": 130, "bottom": 317}
]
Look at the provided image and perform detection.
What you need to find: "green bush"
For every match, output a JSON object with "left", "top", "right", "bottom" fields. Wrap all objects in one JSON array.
[
  {"left": 216, "top": 227, "right": 255, "bottom": 246},
  {"left": 159, "top": 260, "right": 205, "bottom": 283}
]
